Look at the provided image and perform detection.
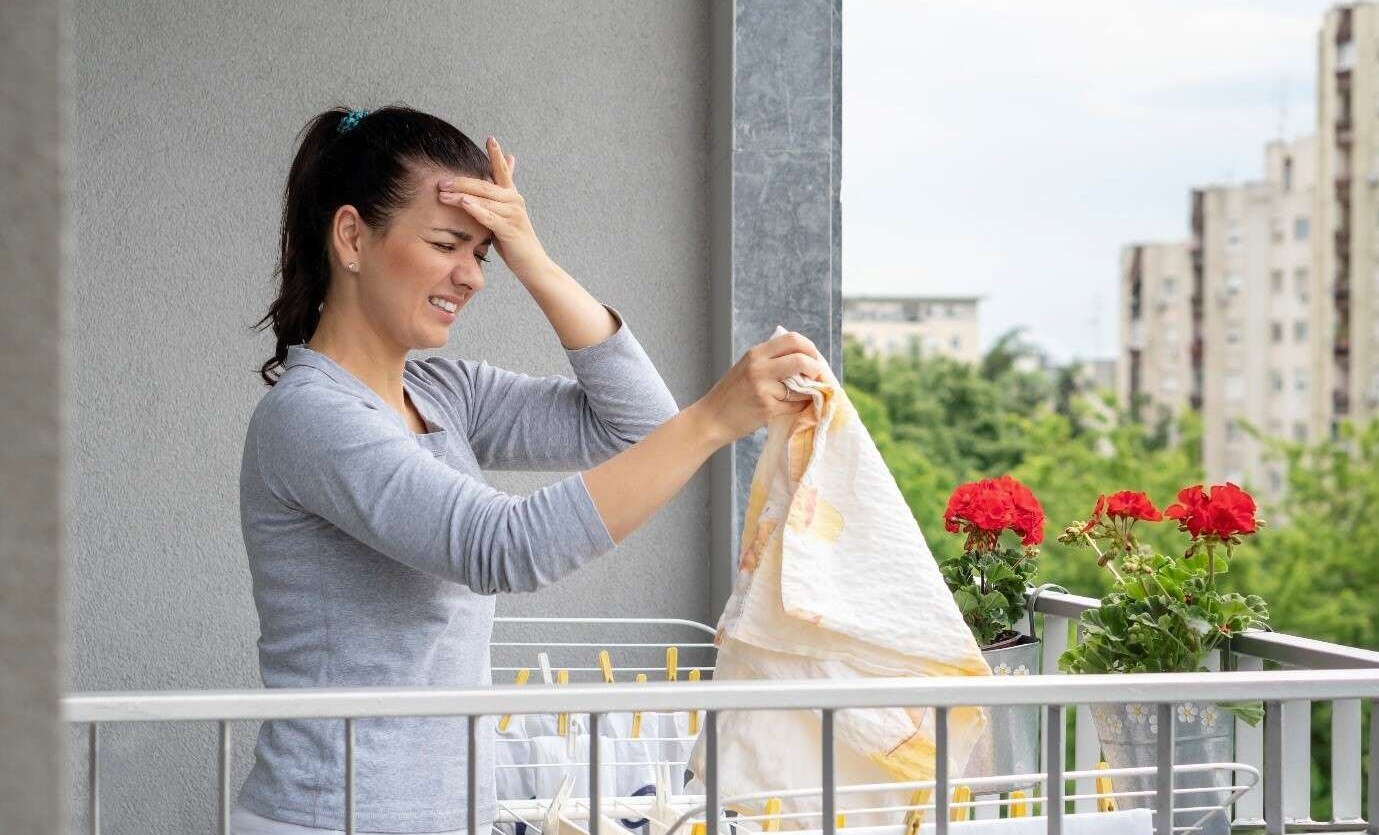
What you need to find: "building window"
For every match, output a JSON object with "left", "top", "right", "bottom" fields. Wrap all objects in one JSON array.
[
  {"left": 1271, "top": 370, "right": 1283, "bottom": 392},
  {"left": 1295, "top": 369, "right": 1308, "bottom": 393},
  {"left": 1294, "top": 217, "right": 1310, "bottom": 240},
  {"left": 1226, "top": 325, "right": 1242, "bottom": 344},
  {"left": 1283, "top": 157, "right": 1293, "bottom": 191},
  {"left": 1162, "top": 277, "right": 1176, "bottom": 298},
  {"left": 1295, "top": 267, "right": 1309, "bottom": 301},
  {"left": 1293, "top": 422, "right": 1308, "bottom": 443},
  {"left": 1226, "top": 420, "right": 1242, "bottom": 442},
  {"left": 1295, "top": 320, "right": 1309, "bottom": 342},
  {"left": 1226, "top": 374, "right": 1244, "bottom": 401},
  {"left": 1271, "top": 321, "right": 1284, "bottom": 343},
  {"left": 1271, "top": 270, "right": 1284, "bottom": 293},
  {"left": 1225, "top": 273, "right": 1243, "bottom": 296},
  {"left": 950, "top": 336, "right": 961, "bottom": 351},
  {"left": 1269, "top": 468, "right": 1283, "bottom": 494}
]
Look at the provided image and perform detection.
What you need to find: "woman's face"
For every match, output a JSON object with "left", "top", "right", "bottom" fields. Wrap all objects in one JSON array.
[{"left": 344, "top": 167, "right": 493, "bottom": 351}]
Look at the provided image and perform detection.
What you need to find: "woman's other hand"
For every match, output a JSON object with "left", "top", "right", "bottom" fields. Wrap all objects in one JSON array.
[
  {"left": 691, "top": 330, "right": 829, "bottom": 447},
  {"left": 437, "top": 136, "right": 551, "bottom": 279}
]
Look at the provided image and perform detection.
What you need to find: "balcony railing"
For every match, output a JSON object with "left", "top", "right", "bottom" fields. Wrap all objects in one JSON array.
[{"left": 63, "top": 595, "right": 1379, "bottom": 835}]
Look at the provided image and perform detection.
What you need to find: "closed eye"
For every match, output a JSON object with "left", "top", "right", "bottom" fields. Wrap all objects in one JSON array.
[{"left": 432, "top": 242, "right": 490, "bottom": 263}]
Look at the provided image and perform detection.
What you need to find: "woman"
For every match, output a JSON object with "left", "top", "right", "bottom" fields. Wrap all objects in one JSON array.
[{"left": 231, "top": 105, "right": 827, "bottom": 834}]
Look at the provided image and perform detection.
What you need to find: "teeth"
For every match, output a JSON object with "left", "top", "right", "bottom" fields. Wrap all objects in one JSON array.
[{"left": 428, "top": 296, "right": 458, "bottom": 313}]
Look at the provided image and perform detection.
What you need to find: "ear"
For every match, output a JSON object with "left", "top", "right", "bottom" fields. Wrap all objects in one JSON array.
[{"left": 330, "top": 204, "right": 367, "bottom": 271}]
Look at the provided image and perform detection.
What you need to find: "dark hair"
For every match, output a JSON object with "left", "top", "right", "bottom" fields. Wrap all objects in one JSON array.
[{"left": 252, "top": 104, "right": 493, "bottom": 386}]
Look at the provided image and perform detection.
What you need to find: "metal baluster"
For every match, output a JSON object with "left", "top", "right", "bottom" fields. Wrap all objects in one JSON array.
[
  {"left": 1265, "top": 700, "right": 1284, "bottom": 835},
  {"left": 1073, "top": 627, "right": 1099, "bottom": 814},
  {"left": 1156, "top": 703, "right": 1174, "bottom": 835},
  {"left": 89, "top": 723, "right": 100, "bottom": 835},
  {"left": 935, "top": 707, "right": 949, "bottom": 835},
  {"left": 822, "top": 709, "right": 835, "bottom": 835},
  {"left": 345, "top": 718, "right": 356, "bottom": 835},
  {"left": 1284, "top": 696, "right": 1312, "bottom": 822},
  {"left": 1332, "top": 699, "right": 1362, "bottom": 823},
  {"left": 705, "top": 711, "right": 719, "bottom": 835},
  {"left": 468, "top": 715, "right": 479, "bottom": 835},
  {"left": 1046, "top": 704, "right": 1064, "bottom": 835},
  {"left": 589, "top": 712, "right": 601, "bottom": 835},
  {"left": 1234, "top": 654, "right": 1265, "bottom": 824},
  {"left": 220, "top": 721, "right": 232, "bottom": 835},
  {"left": 1367, "top": 700, "right": 1377, "bottom": 835}
]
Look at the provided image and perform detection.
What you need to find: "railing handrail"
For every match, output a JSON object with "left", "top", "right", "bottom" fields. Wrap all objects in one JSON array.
[
  {"left": 62, "top": 668, "right": 1379, "bottom": 723},
  {"left": 1028, "top": 588, "right": 1379, "bottom": 669}
]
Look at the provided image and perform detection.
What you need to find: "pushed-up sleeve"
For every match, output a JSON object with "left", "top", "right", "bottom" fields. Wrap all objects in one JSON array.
[
  {"left": 461, "top": 304, "right": 680, "bottom": 471},
  {"left": 253, "top": 383, "right": 616, "bottom": 593}
]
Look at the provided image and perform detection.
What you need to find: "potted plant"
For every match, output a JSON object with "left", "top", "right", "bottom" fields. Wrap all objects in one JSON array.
[
  {"left": 1057, "top": 485, "right": 1270, "bottom": 835},
  {"left": 939, "top": 475, "right": 1046, "bottom": 791}
]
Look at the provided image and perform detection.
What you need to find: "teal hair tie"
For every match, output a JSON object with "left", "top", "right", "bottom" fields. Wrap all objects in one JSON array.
[{"left": 337, "top": 108, "right": 370, "bottom": 134}]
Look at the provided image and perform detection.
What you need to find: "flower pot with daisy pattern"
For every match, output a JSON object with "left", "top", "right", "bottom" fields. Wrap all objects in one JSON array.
[
  {"left": 1089, "top": 700, "right": 1233, "bottom": 835},
  {"left": 938, "top": 477, "right": 1048, "bottom": 794}
]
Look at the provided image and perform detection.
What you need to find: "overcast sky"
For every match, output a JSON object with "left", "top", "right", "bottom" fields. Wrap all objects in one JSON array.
[{"left": 842, "top": 0, "right": 1340, "bottom": 362}]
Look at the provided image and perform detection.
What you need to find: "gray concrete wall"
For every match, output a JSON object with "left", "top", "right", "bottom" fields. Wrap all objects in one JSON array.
[
  {"left": 66, "top": 3, "right": 713, "bottom": 831},
  {"left": 2, "top": 0, "right": 69, "bottom": 830}
]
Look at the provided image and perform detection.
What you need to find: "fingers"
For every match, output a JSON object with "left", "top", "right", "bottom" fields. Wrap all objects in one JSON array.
[
  {"left": 764, "top": 351, "right": 827, "bottom": 386},
  {"left": 486, "top": 136, "right": 514, "bottom": 188},
  {"left": 439, "top": 176, "right": 515, "bottom": 202},
  {"left": 755, "top": 330, "right": 826, "bottom": 364}
]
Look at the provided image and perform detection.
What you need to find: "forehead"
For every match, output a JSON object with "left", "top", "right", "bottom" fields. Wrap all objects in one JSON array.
[{"left": 400, "top": 166, "right": 495, "bottom": 236}]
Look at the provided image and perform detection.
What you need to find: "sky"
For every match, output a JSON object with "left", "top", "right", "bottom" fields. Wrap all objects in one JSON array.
[{"left": 842, "top": 0, "right": 1341, "bottom": 362}]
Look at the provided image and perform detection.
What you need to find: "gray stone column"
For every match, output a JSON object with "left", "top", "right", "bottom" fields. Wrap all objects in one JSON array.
[
  {"left": 0, "top": 0, "right": 69, "bottom": 830},
  {"left": 708, "top": 0, "right": 843, "bottom": 615}
]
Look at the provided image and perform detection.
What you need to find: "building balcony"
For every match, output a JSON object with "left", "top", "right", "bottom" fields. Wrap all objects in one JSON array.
[
  {"left": 61, "top": 594, "right": 1379, "bottom": 834},
  {"left": 1335, "top": 336, "right": 1352, "bottom": 358},
  {"left": 1335, "top": 279, "right": 1351, "bottom": 304},
  {"left": 1335, "top": 387, "right": 1352, "bottom": 414},
  {"left": 1335, "top": 225, "right": 1351, "bottom": 250}
]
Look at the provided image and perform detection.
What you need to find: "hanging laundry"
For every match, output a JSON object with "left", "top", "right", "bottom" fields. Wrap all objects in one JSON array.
[{"left": 690, "top": 326, "right": 993, "bottom": 829}]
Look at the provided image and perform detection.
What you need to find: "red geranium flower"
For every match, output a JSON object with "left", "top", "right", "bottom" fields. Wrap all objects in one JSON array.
[
  {"left": 1165, "top": 482, "right": 1257, "bottom": 540},
  {"left": 944, "top": 476, "right": 1045, "bottom": 548},
  {"left": 1103, "top": 491, "right": 1163, "bottom": 522}
]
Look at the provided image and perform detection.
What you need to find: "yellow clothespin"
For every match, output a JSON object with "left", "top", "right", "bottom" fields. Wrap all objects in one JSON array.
[
  {"left": 1095, "top": 761, "right": 1117, "bottom": 812},
  {"left": 690, "top": 823, "right": 706, "bottom": 835},
  {"left": 950, "top": 785, "right": 972, "bottom": 822},
  {"left": 598, "top": 650, "right": 615, "bottom": 684},
  {"left": 835, "top": 814, "right": 846, "bottom": 830},
  {"left": 1008, "top": 790, "right": 1029, "bottom": 818},
  {"left": 556, "top": 669, "right": 570, "bottom": 737},
  {"left": 631, "top": 673, "right": 647, "bottom": 739},
  {"left": 687, "top": 668, "right": 701, "bottom": 735},
  {"left": 498, "top": 668, "right": 529, "bottom": 733},
  {"left": 666, "top": 646, "right": 679, "bottom": 682},
  {"left": 903, "top": 788, "right": 927, "bottom": 835},
  {"left": 761, "top": 797, "right": 782, "bottom": 833}
]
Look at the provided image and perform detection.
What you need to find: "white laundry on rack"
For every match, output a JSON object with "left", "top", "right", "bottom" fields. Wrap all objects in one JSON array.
[
  {"left": 690, "top": 325, "right": 992, "bottom": 829},
  {"left": 781, "top": 809, "right": 1154, "bottom": 835}
]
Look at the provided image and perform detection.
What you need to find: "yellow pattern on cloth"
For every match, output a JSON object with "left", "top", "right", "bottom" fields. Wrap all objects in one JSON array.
[{"left": 691, "top": 326, "right": 991, "bottom": 829}]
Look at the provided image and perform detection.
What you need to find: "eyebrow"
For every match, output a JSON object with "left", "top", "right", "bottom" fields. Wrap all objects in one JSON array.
[{"left": 430, "top": 227, "right": 494, "bottom": 247}]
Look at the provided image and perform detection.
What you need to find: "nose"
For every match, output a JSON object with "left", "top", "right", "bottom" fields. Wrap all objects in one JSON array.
[{"left": 453, "top": 260, "right": 485, "bottom": 294}]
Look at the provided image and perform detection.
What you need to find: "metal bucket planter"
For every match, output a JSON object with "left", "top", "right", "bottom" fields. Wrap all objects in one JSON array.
[
  {"left": 955, "top": 631, "right": 1043, "bottom": 794},
  {"left": 1089, "top": 701, "right": 1234, "bottom": 835}
]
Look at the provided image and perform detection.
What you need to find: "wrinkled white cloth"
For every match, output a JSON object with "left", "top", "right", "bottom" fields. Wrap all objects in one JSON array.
[{"left": 691, "top": 325, "right": 992, "bottom": 828}]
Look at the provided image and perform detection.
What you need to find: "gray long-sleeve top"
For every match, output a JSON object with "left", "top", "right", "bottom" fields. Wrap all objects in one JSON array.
[{"left": 236, "top": 304, "right": 679, "bottom": 832}]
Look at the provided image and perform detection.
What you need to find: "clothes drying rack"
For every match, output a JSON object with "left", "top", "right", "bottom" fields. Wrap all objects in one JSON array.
[{"left": 487, "top": 617, "right": 1254, "bottom": 835}]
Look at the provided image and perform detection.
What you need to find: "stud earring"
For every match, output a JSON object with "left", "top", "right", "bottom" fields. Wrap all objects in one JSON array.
[{"left": 347, "top": 261, "right": 359, "bottom": 272}]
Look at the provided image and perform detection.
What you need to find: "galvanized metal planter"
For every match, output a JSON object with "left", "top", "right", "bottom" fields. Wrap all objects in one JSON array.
[
  {"left": 956, "top": 632, "right": 1043, "bottom": 794},
  {"left": 1090, "top": 701, "right": 1234, "bottom": 835}
]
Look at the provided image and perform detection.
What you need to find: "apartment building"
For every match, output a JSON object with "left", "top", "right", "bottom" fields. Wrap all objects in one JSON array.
[
  {"left": 1187, "top": 137, "right": 1317, "bottom": 498},
  {"left": 1119, "top": 241, "right": 1194, "bottom": 424},
  {"left": 842, "top": 295, "right": 982, "bottom": 363},
  {"left": 1315, "top": 3, "right": 1379, "bottom": 437}
]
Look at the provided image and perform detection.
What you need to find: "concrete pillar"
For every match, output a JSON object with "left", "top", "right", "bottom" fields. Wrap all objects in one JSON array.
[
  {"left": 0, "top": 0, "right": 70, "bottom": 830},
  {"left": 708, "top": 0, "right": 843, "bottom": 615}
]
